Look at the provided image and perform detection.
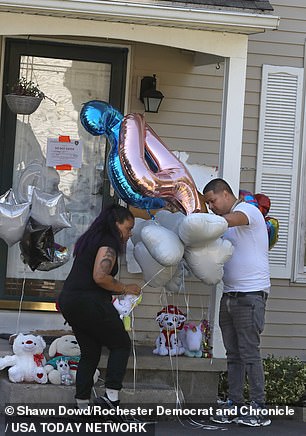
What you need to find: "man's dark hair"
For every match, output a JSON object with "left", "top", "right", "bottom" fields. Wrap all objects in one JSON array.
[
  {"left": 74, "top": 204, "right": 134, "bottom": 257},
  {"left": 203, "top": 178, "right": 234, "bottom": 196}
]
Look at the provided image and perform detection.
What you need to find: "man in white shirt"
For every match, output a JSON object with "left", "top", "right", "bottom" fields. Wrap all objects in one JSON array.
[{"left": 203, "top": 178, "right": 271, "bottom": 427}]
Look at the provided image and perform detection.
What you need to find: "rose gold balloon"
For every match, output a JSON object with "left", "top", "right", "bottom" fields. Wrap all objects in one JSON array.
[{"left": 119, "top": 113, "right": 200, "bottom": 215}]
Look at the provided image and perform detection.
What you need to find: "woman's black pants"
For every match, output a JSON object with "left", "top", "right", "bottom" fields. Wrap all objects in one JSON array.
[{"left": 58, "top": 290, "right": 131, "bottom": 400}]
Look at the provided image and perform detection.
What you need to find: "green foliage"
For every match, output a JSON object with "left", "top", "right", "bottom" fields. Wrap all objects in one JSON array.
[
  {"left": 218, "top": 355, "right": 306, "bottom": 405},
  {"left": 10, "top": 77, "right": 44, "bottom": 99},
  {"left": 263, "top": 355, "right": 306, "bottom": 405}
]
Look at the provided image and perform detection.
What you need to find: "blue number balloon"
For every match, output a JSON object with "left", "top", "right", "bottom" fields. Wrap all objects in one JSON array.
[{"left": 80, "top": 100, "right": 165, "bottom": 210}]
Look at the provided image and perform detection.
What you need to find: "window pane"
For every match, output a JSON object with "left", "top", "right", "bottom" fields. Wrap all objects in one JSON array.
[{"left": 5, "top": 56, "right": 111, "bottom": 299}]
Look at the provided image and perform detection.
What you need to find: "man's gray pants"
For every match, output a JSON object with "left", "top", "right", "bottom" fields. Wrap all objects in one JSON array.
[{"left": 219, "top": 292, "right": 267, "bottom": 405}]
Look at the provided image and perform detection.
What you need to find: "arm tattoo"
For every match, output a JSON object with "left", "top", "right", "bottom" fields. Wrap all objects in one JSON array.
[{"left": 99, "top": 247, "right": 116, "bottom": 274}]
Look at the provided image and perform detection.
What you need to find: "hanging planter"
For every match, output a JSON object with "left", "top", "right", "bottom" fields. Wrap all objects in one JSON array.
[
  {"left": 5, "top": 94, "right": 44, "bottom": 115},
  {"left": 5, "top": 77, "right": 45, "bottom": 115}
]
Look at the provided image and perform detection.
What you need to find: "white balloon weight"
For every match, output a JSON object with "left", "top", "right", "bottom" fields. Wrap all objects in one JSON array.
[
  {"left": 184, "top": 238, "right": 234, "bottom": 285},
  {"left": 134, "top": 241, "right": 177, "bottom": 288},
  {"left": 141, "top": 223, "right": 184, "bottom": 267},
  {"left": 30, "top": 189, "right": 71, "bottom": 233},
  {"left": 178, "top": 213, "right": 228, "bottom": 247},
  {"left": 0, "top": 189, "right": 30, "bottom": 246}
]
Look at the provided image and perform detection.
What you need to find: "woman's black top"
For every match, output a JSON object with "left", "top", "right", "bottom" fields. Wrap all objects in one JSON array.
[{"left": 62, "top": 234, "right": 119, "bottom": 301}]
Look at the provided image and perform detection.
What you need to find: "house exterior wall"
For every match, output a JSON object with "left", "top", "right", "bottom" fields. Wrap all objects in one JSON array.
[
  {"left": 121, "top": 1, "right": 306, "bottom": 360},
  {"left": 117, "top": 42, "right": 224, "bottom": 346},
  {"left": 241, "top": 0, "right": 306, "bottom": 359},
  {"left": 0, "top": 36, "right": 225, "bottom": 343},
  {"left": 2, "top": 5, "right": 303, "bottom": 360}
]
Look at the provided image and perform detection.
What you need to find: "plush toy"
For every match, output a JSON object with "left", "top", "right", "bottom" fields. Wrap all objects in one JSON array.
[
  {"left": 113, "top": 293, "right": 142, "bottom": 331},
  {"left": 45, "top": 334, "right": 100, "bottom": 385},
  {"left": 153, "top": 305, "right": 186, "bottom": 356},
  {"left": 179, "top": 321, "right": 204, "bottom": 358},
  {"left": 0, "top": 333, "right": 48, "bottom": 383},
  {"left": 56, "top": 358, "right": 73, "bottom": 386}
]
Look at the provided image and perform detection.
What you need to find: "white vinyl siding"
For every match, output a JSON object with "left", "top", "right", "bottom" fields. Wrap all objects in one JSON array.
[{"left": 256, "top": 65, "right": 303, "bottom": 279}]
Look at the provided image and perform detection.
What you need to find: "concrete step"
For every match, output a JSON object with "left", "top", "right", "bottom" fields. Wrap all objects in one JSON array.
[
  {"left": 0, "top": 338, "right": 226, "bottom": 409},
  {"left": 98, "top": 345, "right": 226, "bottom": 403},
  {"left": 0, "top": 376, "right": 179, "bottom": 411}
]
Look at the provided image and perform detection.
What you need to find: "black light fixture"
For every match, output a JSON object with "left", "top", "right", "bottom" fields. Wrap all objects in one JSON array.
[{"left": 140, "top": 74, "right": 164, "bottom": 113}]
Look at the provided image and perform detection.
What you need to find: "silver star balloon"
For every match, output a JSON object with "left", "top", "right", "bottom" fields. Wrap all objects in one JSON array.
[
  {"left": 30, "top": 188, "right": 71, "bottom": 233},
  {"left": 0, "top": 188, "right": 17, "bottom": 205},
  {"left": 0, "top": 189, "right": 31, "bottom": 246}
]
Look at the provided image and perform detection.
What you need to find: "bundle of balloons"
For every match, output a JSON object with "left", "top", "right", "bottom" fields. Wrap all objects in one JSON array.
[
  {"left": 0, "top": 186, "right": 71, "bottom": 271},
  {"left": 239, "top": 190, "right": 279, "bottom": 250},
  {"left": 130, "top": 210, "right": 234, "bottom": 290},
  {"left": 80, "top": 100, "right": 201, "bottom": 215},
  {"left": 80, "top": 100, "right": 234, "bottom": 289}
]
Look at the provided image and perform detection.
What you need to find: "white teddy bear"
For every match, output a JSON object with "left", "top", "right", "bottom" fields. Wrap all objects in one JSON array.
[
  {"left": 0, "top": 333, "right": 48, "bottom": 383},
  {"left": 44, "top": 334, "right": 100, "bottom": 385}
]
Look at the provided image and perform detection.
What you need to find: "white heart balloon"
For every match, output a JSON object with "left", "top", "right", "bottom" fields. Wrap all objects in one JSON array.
[
  {"left": 178, "top": 213, "right": 228, "bottom": 247},
  {"left": 184, "top": 238, "right": 234, "bottom": 285},
  {"left": 141, "top": 223, "right": 184, "bottom": 267},
  {"left": 134, "top": 241, "right": 177, "bottom": 288}
]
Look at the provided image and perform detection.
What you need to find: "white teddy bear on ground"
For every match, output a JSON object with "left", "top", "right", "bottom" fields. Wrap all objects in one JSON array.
[
  {"left": 0, "top": 333, "right": 48, "bottom": 383},
  {"left": 45, "top": 334, "right": 100, "bottom": 385}
]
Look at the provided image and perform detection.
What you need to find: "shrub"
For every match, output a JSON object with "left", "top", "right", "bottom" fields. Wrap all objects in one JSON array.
[{"left": 218, "top": 355, "right": 306, "bottom": 405}]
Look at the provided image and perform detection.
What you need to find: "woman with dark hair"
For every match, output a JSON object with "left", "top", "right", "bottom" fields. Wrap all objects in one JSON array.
[{"left": 58, "top": 204, "right": 141, "bottom": 411}]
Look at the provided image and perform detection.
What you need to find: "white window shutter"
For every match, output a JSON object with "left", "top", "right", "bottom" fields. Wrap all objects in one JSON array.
[{"left": 256, "top": 65, "right": 303, "bottom": 279}]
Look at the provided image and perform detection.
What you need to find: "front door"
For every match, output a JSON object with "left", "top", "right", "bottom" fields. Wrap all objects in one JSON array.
[{"left": 0, "top": 38, "right": 127, "bottom": 310}]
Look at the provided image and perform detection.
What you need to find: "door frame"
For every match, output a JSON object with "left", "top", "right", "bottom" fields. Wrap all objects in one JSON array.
[{"left": 0, "top": 37, "right": 128, "bottom": 310}]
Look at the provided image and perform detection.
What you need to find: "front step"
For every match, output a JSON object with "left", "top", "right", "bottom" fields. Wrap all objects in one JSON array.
[
  {"left": 0, "top": 376, "right": 178, "bottom": 412},
  {"left": 98, "top": 345, "right": 226, "bottom": 404},
  {"left": 0, "top": 339, "right": 226, "bottom": 410}
]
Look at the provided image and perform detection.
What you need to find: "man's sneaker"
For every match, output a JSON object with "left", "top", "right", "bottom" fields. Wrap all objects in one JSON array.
[
  {"left": 210, "top": 399, "right": 240, "bottom": 424},
  {"left": 236, "top": 402, "right": 271, "bottom": 427}
]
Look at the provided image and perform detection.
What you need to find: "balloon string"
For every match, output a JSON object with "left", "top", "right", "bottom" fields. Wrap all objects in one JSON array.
[
  {"left": 140, "top": 267, "right": 165, "bottom": 291},
  {"left": 131, "top": 310, "right": 137, "bottom": 392},
  {"left": 161, "top": 289, "right": 221, "bottom": 431},
  {"left": 15, "top": 270, "right": 26, "bottom": 335},
  {"left": 161, "top": 295, "right": 185, "bottom": 408}
]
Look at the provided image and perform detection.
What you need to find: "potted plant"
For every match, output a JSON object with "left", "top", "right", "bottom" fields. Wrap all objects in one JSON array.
[{"left": 5, "top": 77, "right": 45, "bottom": 115}]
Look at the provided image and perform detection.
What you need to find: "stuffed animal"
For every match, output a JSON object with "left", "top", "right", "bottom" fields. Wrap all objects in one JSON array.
[
  {"left": 179, "top": 321, "right": 204, "bottom": 358},
  {"left": 113, "top": 293, "right": 142, "bottom": 331},
  {"left": 45, "top": 334, "right": 100, "bottom": 385},
  {"left": 0, "top": 333, "right": 48, "bottom": 383},
  {"left": 56, "top": 358, "right": 73, "bottom": 386},
  {"left": 153, "top": 305, "right": 186, "bottom": 356}
]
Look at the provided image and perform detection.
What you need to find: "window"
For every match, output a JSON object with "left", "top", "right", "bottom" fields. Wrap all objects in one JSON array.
[
  {"left": 256, "top": 64, "right": 304, "bottom": 280},
  {"left": 0, "top": 38, "right": 127, "bottom": 309}
]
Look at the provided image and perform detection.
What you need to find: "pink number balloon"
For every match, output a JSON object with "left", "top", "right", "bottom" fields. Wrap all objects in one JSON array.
[{"left": 119, "top": 113, "right": 200, "bottom": 215}]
